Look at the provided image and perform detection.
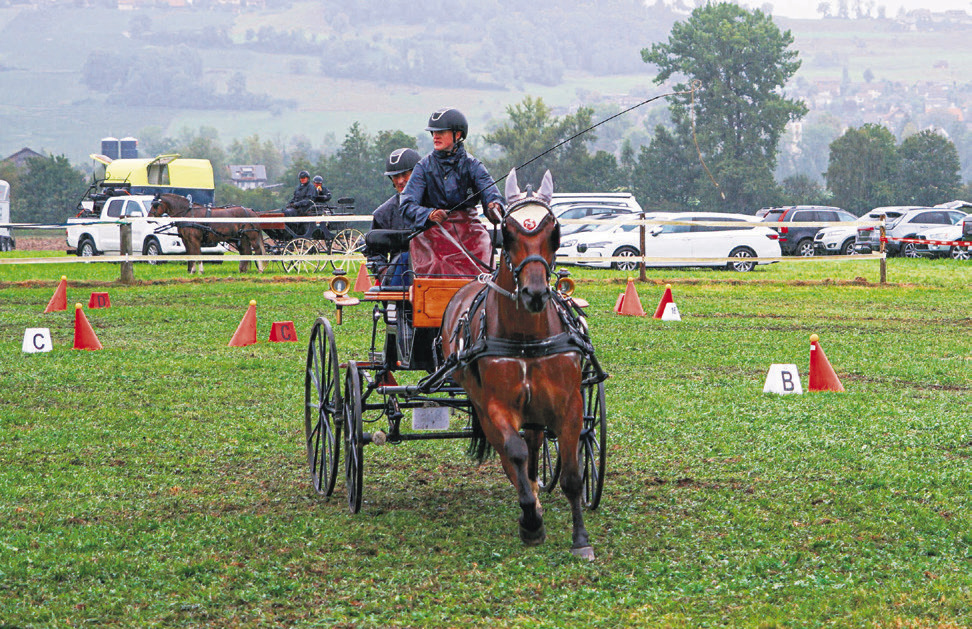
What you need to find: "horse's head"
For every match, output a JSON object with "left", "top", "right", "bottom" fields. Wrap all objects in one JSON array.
[
  {"left": 149, "top": 193, "right": 188, "bottom": 218},
  {"left": 148, "top": 194, "right": 168, "bottom": 218},
  {"left": 499, "top": 169, "right": 559, "bottom": 313}
]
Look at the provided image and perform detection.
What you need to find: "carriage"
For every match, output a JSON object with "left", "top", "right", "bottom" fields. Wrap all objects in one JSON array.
[
  {"left": 256, "top": 197, "right": 365, "bottom": 274},
  {"left": 302, "top": 172, "right": 608, "bottom": 557}
]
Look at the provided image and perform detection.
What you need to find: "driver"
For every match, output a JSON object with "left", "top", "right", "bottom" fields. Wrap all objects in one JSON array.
[
  {"left": 287, "top": 170, "right": 315, "bottom": 215},
  {"left": 367, "top": 147, "right": 421, "bottom": 285},
  {"left": 399, "top": 107, "right": 504, "bottom": 230}
]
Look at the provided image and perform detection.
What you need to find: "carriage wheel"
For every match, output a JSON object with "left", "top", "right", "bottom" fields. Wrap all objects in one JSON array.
[
  {"left": 580, "top": 378, "right": 607, "bottom": 510},
  {"left": 283, "top": 238, "right": 321, "bottom": 274},
  {"left": 537, "top": 431, "right": 561, "bottom": 494},
  {"left": 343, "top": 361, "right": 365, "bottom": 514},
  {"left": 329, "top": 228, "right": 365, "bottom": 272},
  {"left": 304, "top": 317, "right": 342, "bottom": 497}
]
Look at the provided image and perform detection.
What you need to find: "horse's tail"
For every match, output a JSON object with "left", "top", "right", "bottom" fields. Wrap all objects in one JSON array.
[{"left": 466, "top": 408, "right": 494, "bottom": 463}]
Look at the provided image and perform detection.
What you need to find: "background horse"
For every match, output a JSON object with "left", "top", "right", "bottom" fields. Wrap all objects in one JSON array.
[
  {"left": 149, "top": 193, "right": 265, "bottom": 274},
  {"left": 439, "top": 170, "right": 595, "bottom": 560}
]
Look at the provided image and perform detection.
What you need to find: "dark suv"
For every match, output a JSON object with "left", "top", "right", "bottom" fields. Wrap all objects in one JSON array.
[{"left": 760, "top": 206, "right": 857, "bottom": 256}]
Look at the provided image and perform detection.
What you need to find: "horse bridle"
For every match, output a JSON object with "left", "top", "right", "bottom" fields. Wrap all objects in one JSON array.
[{"left": 480, "top": 198, "right": 557, "bottom": 304}]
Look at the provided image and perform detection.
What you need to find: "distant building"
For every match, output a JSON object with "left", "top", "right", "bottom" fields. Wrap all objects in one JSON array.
[
  {"left": 2, "top": 147, "right": 44, "bottom": 168},
  {"left": 227, "top": 165, "right": 268, "bottom": 190}
]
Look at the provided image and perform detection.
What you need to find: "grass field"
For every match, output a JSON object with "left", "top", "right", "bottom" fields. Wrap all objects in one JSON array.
[{"left": 0, "top": 255, "right": 970, "bottom": 627}]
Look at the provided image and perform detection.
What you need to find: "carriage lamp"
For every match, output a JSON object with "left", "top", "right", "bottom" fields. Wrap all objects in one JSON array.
[
  {"left": 330, "top": 270, "right": 350, "bottom": 296},
  {"left": 556, "top": 270, "right": 575, "bottom": 296}
]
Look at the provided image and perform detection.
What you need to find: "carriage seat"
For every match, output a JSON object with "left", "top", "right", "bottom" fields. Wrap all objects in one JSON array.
[{"left": 365, "top": 229, "right": 411, "bottom": 255}]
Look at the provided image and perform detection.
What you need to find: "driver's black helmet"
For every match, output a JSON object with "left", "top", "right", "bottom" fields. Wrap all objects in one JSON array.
[
  {"left": 384, "top": 148, "right": 421, "bottom": 176},
  {"left": 312, "top": 175, "right": 324, "bottom": 185},
  {"left": 298, "top": 170, "right": 310, "bottom": 181},
  {"left": 425, "top": 108, "right": 468, "bottom": 142}
]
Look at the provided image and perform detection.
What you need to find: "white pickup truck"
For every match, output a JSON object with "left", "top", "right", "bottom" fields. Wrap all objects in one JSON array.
[{"left": 66, "top": 193, "right": 226, "bottom": 258}]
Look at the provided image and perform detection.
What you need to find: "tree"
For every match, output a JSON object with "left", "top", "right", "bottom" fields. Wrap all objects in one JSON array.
[
  {"left": 17, "top": 155, "right": 87, "bottom": 224},
  {"left": 824, "top": 123, "right": 898, "bottom": 214},
  {"left": 781, "top": 174, "right": 829, "bottom": 205},
  {"left": 484, "top": 96, "right": 621, "bottom": 192},
  {"left": 641, "top": 3, "right": 807, "bottom": 211},
  {"left": 630, "top": 125, "right": 704, "bottom": 211},
  {"left": 895, "top": 130, "right": 962, "bottom": 206}
]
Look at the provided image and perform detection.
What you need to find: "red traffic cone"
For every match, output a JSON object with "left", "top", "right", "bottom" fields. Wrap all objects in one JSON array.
[
  {"left": 43, "top": 276, "right": 68, "bottom": 313},
  {"left": 653, "top": 284, "right": 674, "bottom": 319},
  {"left": 269, "top": 321, "right": 297, "bottom": 343},
  {"left": 808, "top": 334, "right": 844, "bottom": 392},
  {"left": 614, "top": 278, "right": 645, "bottom": 316},
  {"left": 88, "top": 292, "right": 111, "bottom": 308},
  {"left": 229, "top": 300, "right": 258, "bottom": 347},
  {"left": 353, "top": 262, "right": 373, "bottom": 292},
  {"left": 73, "top": 303, "right": 102, "bottom": 350}
]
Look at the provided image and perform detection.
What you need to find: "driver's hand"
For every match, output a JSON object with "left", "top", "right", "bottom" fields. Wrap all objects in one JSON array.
[
  {"left": 429, "top": 209, "right": 448, "bottom": 224},
  {"left": 486, "top": 202, "right": 503, "bottom": 224}
]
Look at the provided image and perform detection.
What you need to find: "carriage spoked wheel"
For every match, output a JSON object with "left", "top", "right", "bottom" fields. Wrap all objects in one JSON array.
[
  {"left": 283, "top": 238, "right": 321, "bottom": 274},
  {"left": 304, "top": 317, "right": 342, "bottom": 497},
  {"left": 329, "top": 228, "right": 365, "bottom": 272},
  {"left": 343, "top": 361, "right": 365, "bottom": 514},
  {"left": 537, "top": 431, "right": 561, "bottom": 493},
  {"left": 579, "top": 374, "right": 607, "bottom": 510}
]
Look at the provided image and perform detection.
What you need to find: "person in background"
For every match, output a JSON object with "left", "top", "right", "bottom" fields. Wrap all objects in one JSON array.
[{"left": 311, "top": 175, "right": 332, "bottom": 205}]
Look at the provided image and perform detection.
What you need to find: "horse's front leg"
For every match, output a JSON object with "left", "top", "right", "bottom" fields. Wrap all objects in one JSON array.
[
  {"left": 558, "top": 396, "right": 594, "bottom": 560},
  {"left": 482, "top": 403, "right": 545, "bottom": 546}
]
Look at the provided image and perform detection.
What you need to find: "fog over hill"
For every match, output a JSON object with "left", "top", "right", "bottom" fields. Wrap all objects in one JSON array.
[{"left": 0, "top": 0, "right": 969, "bottom": 181}]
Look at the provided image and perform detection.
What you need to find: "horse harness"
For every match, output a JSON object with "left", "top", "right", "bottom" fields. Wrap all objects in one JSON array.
[{"left": 418, "top": 194, "right": 608, "bottom": 392}]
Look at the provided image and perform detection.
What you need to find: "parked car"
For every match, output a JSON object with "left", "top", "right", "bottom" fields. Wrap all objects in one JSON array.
[
  {"left": 813, "top": 207, "right": 909, "bottom": 256},
  {"left": 558, "top": 213, "right": 672, "bottom": 266},
  {"left": 854, "top": 206, "right": 968, "bottom": 257},
  {"left": 760, "top": 205, "right": 856, "bottom": 256},
  {"left": 914, "top": 215, "right": 972, "bottom": 260},
  {"left": 556, "top": 204, "right": 637, "bottom": 236},
  {"left": 566, "top": 212, "right": 780, "bottom": 272},
  {"left": 551, "top": 192, "right": 642, "bottom": 215}
]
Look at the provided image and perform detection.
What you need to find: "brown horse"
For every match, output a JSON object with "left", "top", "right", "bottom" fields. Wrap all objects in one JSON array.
[
  {"left": 439, "top": 170, "right": 595, "bottom": 560},
  {"left": 149, "top": 193, "right": 266, "bottom": 274}
]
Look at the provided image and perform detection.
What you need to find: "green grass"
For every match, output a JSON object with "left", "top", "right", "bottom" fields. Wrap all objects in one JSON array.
[{"left": 0, "top": 257, "right": 970, "bottom": 627}]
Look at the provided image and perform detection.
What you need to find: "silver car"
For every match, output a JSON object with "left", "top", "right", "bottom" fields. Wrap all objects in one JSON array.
[{"left": 854, "top": 207, "right": 968, "bottom": 257}]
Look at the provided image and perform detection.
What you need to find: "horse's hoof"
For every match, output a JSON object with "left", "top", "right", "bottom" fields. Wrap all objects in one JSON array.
[
  {"left": 519, "top": 522, "right": 546, "bottom": 547},
  {"left": 570, "top": 546, "right": 595, "bottom": 561}
]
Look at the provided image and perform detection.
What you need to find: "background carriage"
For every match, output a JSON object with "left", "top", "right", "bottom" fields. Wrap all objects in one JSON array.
[
  {"left": 302, "top": 214, "right": 608, "bottom": 525},
  {"left": 256, "top": 197, "right": 365, "bottom": 273}
]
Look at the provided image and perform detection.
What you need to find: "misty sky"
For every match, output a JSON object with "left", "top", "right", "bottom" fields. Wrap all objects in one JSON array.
[{"left": 756, "top": 0, "right": 971, "bottom": 18}]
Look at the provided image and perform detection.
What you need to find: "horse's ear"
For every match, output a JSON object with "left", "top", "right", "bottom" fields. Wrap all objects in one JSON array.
[
  {"left": 538, "top": 171, "right": 553, "bottom": 204},
  {"left": 505, "top": 168, "right": 521, "bottom": 204}
]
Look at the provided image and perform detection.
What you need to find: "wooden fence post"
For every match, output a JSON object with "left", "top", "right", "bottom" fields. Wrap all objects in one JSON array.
[
  {"left": 638, "top": 212, "right": 647, "bottom": 282},
  {"left": 119, "top": 222, "right": 135, "bottom": 284},
  {"left": 879, "top": 215, "right": 887, "bottom": 285}
]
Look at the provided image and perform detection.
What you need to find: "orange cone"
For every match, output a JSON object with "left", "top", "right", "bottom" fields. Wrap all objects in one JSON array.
[
  {"left": 353, "top": 262, "right": 373, "bottom": 292},
  {"left": 43, "top": 276, "right": 68, "bottom": 313},
  {"left": 229, "top": 300, "right": 258, "bottom": 347},
  {"left": 88, "top": 292, "right": 111, "bottom": 308},
  {"left": 614, "top": 278, "right": 646, "bottom": 316},
  {"left": 73, "top": 303, "right": 102, "bottom": 350},
  {"left": 808, "top": 334, "right": 844, "bottom": 392},
  {"left": 653, "top": 284, "right": 674, "bottom": 319},
  {"left": 269, "top": 321, "right": 297, "bottom": 343}
]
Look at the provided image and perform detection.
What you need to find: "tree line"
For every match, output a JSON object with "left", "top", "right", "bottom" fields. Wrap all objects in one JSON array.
[{"left": 5, "top": 4, "right": 967, "bottom": 226}]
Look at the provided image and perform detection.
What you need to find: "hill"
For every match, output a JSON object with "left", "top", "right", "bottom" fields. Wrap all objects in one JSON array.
[{"left": 0, "top": 1, "right": 969, "bottom": 179}]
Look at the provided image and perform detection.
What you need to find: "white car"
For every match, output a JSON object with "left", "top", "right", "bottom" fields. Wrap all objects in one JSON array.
[
  {"left": 812, "top": 207, "right": 911, "bottom": 256},
  {"left": 915, "top": 215, "right": 972, "bottom": 260},
  {"left": 562, "top": 212, "right": 781, "bottom": 272}
]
